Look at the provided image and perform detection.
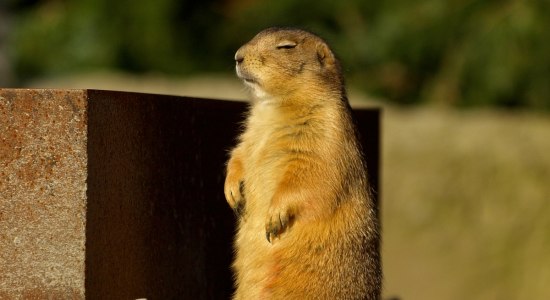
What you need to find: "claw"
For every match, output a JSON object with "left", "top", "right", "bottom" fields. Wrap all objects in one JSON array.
[
  {"left": 279, "top": 214, "right": 285, "bottom": 229},
  {"left": 228, "top": 180, "right": 246, "bottom": 218},
  {"left": 234, "top": 200, "right": 245, "bottom": 218},
  {"left": 266, "top": 219, "right": 275, "bottom": 243},
  {"left": 265, "top": 212, "right": 288, "bottom": 244},
  {"left": 239, "top": 181, "right": 245, "bottom": 197}
]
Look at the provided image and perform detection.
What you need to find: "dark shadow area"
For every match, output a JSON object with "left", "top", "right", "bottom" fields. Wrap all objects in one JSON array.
[{"left": 86, "top": 91, "right": 243, "bottom": 299}]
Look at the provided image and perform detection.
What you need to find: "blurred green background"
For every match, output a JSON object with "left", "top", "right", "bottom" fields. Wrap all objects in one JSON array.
[
  {"left": 3, "top": 0, "right": 550, "bottom": 109},
  {"left": 2, "top": 1, "right": 549, "bottom": 299}
]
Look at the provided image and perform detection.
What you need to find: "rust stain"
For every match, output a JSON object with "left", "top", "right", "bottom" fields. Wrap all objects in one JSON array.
[{"left": 0, "top": 89, "right": 88, "bottom": 298}]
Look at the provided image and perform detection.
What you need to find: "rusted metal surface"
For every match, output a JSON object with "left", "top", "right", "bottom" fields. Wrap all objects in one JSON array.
[{"left": 85, "top": 90, "right": 240, "bottom": 299}]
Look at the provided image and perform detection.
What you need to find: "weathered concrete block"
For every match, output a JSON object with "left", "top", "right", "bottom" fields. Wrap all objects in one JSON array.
[
  {"left": 0, "top": 89, "right": 380, "bottom": 299},
  {"left": 1, "top": 89, "right": 86, "bottom": 299}
]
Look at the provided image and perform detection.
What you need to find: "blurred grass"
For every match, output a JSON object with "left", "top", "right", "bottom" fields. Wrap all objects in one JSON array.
[
  {"left": 31, "top": 74, "right": 550, "bottom": 299},
  {"left": 383, "top": 107, "right": 550, "bottom": 299}
]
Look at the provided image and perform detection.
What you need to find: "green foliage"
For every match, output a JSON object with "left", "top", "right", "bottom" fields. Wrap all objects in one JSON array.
[
  {"left": 9, "top": 0, "right": 226, "bottom": 77},
  {"left": 7, "top": 0, "right": 550, "bottom": 109}
]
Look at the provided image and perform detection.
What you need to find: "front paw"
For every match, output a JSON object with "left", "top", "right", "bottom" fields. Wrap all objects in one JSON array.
[
  {"left": 265, "top": 204, "right": 293, "bottom": 243},
  {"left": 224, "top": 176, "right": 245, "bottom": 217}
]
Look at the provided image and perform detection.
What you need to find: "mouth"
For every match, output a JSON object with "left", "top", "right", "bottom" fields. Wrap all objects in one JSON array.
[
  {"left": 242, "top": 77, "right": 256, "bottom": 84},
  {"left": 236, "top": 66, "right": 258, "bottom": 84}
]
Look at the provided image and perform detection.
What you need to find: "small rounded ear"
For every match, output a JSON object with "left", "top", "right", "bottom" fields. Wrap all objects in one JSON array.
[{"left": 316, "top": 42, "right": 336, "bottom": 67}]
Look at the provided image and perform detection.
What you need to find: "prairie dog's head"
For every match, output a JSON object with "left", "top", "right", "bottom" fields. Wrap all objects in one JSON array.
[{"left": 235, "top": 27, "right": 343, "bottom": 100}]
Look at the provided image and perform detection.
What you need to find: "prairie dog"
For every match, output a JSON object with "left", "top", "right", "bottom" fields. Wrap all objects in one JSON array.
[{"left": 224, "top": 27, "right": 381, "bottom": 299}]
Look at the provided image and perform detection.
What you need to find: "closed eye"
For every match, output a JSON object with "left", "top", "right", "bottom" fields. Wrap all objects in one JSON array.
[{"left": 276, "top": 41, "right": 297, "bottom": 50}]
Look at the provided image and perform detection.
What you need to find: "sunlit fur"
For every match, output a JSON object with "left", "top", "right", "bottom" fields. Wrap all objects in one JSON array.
[{"left": 225, "top": 27, "right": 381, "bottom": 299}]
